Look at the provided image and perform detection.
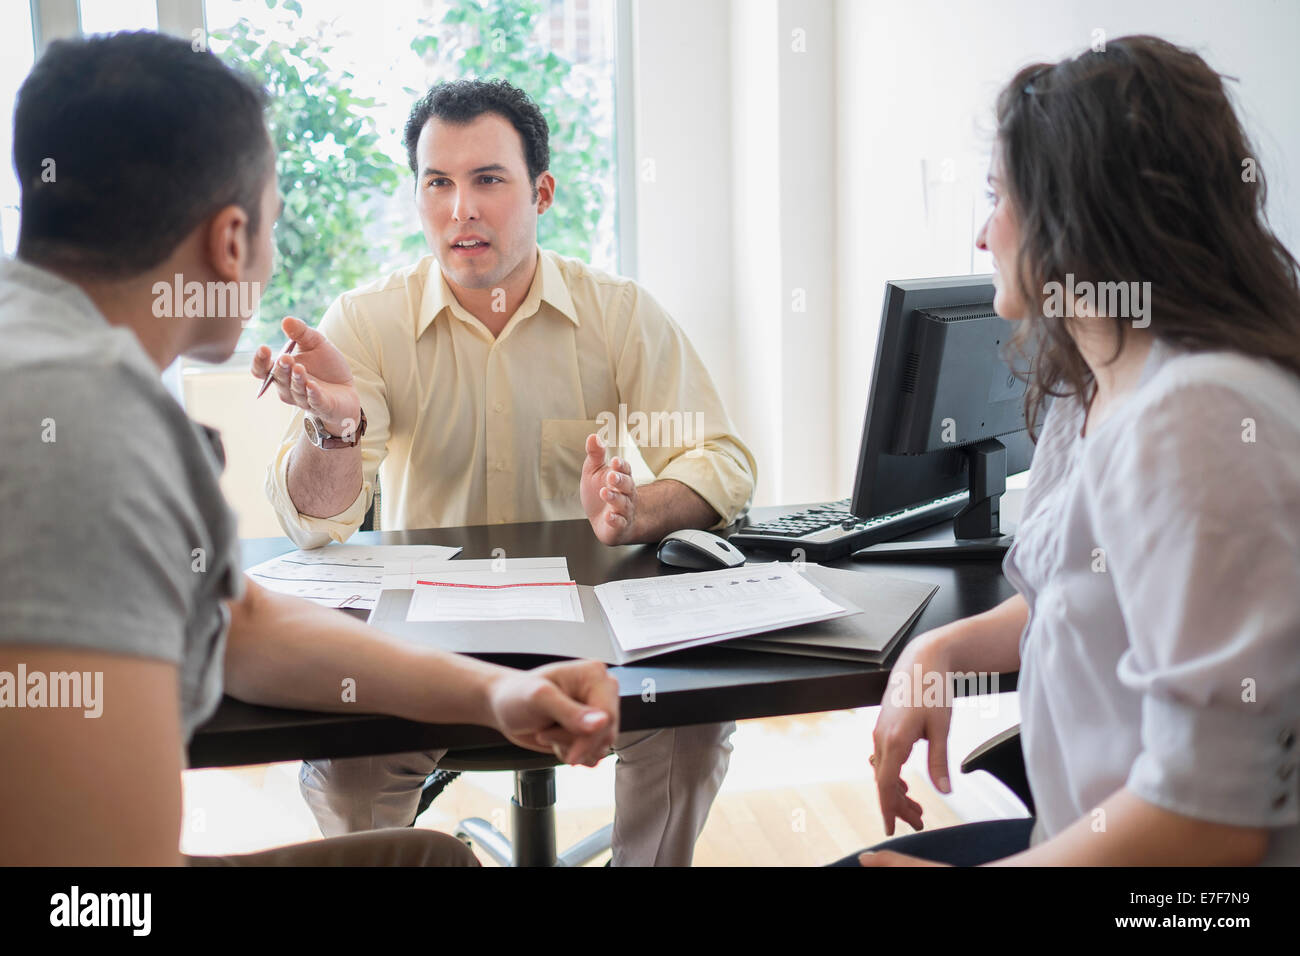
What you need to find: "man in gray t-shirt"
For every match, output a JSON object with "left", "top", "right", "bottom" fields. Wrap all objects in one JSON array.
[{"left": 0, "top": 31, "right": 619, "bottom": 867}]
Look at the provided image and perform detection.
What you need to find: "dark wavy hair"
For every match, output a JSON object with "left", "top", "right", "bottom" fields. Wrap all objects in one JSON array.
[
  {"left": 995, "top": 34, "right": 1300, "bottom": 434},
  {"left": 403, "top": 78, "right": 550, "bottom": 200}
]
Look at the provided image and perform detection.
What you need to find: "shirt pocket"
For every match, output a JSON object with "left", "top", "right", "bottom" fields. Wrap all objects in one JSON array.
[{"left": 539, "top": 418, "right": 603, "bottom": 500}]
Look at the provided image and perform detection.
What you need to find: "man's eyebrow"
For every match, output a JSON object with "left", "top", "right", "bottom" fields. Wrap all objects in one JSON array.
[{"left": 422, "top": 164, "right": 510, "bottom": 177}]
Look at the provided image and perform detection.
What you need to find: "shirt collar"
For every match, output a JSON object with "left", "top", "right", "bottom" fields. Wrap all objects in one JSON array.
[{"left": 416, "top": 247, "right": 580, "bottom": 340}]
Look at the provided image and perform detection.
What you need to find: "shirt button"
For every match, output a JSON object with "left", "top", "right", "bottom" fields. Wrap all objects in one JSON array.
[
  {"left": 493, "top": 401, "right": 504, "bottom": 413},
  {"left": 1280, "top": 728, "right": 1296, "bottom": 750},
  {"left": 495, "top": 460, "right": 507, "bottom": 472},
  {"left": 1272, "top": 792, "right": 1289, "bottom": 809}
]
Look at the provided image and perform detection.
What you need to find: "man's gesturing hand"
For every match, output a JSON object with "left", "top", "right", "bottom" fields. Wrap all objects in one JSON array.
[
  {"left": 487, "top": 660, "right": 620, "bottom": 766},
  {"left": 580, "top": 433, "right": 637, "bottom": 545},
  {"left": 250, "top": 316, "right": 361, "bottom": 435}
]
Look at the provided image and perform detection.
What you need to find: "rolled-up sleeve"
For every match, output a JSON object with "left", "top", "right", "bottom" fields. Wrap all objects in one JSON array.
[
  {"left": 609, "top": 282, "right": 757, "bottom": 527},
  {"left": 1088, "top": 381, "right": 1300, "bottom": 829},
  {"left": 264, "top": 296, "right": 390, "bottom": 549}
]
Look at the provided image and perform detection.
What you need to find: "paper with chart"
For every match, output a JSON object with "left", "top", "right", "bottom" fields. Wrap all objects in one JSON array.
[
  {"left": 245, "top": 544, "right": 461, "bottom": 610},
  {"left": 404, "top": 557, "right": 584, "bottom": 623},
  {"left": 594, "top": 563, "right": 855, "bottom": 652}
]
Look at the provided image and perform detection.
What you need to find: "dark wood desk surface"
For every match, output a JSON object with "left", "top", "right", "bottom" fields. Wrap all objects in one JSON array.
[{"left": 189, "top": 508, "right": 1017, "bottom": 768}]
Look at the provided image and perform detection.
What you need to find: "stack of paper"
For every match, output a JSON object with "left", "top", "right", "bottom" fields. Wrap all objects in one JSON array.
[
  {"left": 245, "top": 544, "right": 462, "bottom": 610},
  {"left": 366, "top": 559, "right": 918, "bottom": 664}
]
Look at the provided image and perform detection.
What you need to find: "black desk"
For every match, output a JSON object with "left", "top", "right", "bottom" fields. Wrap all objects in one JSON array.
[{"left": 189, "top": 509, "right": 1017, "bottom": 768}]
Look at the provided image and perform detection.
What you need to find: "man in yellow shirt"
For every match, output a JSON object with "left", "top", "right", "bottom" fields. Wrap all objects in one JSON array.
[{"left": 255, "top": 79, "right": 756, "bottom": 865}]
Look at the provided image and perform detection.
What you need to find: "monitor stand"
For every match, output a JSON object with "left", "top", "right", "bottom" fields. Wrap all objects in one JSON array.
[{"left": 853, "top": 439, "right": 1014, "bottom": 561}]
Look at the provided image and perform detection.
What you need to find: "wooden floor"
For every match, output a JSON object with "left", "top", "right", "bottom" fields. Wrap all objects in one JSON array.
[{"left": 182, "top": 703, "right": 1021, "bottom": 866}]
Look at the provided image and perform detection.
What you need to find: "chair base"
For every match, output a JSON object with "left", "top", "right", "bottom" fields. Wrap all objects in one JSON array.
[
  {"left": 420, "top": 759, "right": 613, "bottom": 866},
  {"left": 456, "top": 817, "right": 613, "bottom": 867}
]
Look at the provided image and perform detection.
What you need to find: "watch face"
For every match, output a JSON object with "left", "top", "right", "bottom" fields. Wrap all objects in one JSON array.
[{"left": 304, "top": 416, "right": 322, "bottom": 446}]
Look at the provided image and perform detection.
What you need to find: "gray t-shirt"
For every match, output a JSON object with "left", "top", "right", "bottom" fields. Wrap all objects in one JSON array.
[
  {"left": 1005, "top": 337, "right": 1300, "bottom": 865},
  {"left": 0, "top": 257, "right": 242, "bottom": 742}
]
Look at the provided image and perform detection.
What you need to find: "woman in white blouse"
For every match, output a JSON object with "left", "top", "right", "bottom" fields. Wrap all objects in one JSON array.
[{"left": 849, "top": 34, "right": 1300, "bottom": 867}]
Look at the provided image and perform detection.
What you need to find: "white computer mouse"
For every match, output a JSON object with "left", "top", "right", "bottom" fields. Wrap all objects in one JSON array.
[{"left": 656, "top": 529, "right": 747, "bottom": 570}]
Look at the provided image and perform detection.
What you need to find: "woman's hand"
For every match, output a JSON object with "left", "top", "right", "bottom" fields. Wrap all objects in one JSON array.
[{"left": 871, "top": 631, "right": 956, "bottom": 836}]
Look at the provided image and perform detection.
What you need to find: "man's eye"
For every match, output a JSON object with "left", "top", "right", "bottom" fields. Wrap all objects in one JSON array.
[
  {"left": 428, "top": 178, "right": 449, "bottom": 188},
  {"left": 985, "top": 190, "right": 998, "bottom": 204},
  {"left": 480, "top": 176, "right": 502, "bottom": 184}
]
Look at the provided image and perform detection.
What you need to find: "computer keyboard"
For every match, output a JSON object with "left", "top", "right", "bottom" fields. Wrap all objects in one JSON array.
[{"left": 727, "top": 492, "right": 969, "bottom": 561}]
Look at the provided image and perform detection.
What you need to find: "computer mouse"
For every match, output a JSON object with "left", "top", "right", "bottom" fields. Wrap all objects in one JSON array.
[{"left": 656, "top": 529, "right": 747, "bottom": 570}]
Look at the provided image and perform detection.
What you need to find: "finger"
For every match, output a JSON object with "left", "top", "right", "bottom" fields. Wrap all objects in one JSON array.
[
  {"left": 875, "top": 745, "right": 913, "bottom": 837},
  {"left": 304, "top": 381, "right": 333, "bottom": 419},
  {"left": 926, "top": 716, "right": 953, "bottom": 794},
  {"left": 251, "top": 344, "right": 272, "bottom": 378},
  {"left": 287, "top": 363, "right": 310, "bottom": 406},
  {"left": 583, "top": 433, "right": 607, "bottom": 475},
  {"left": 610, "top": 456, "right": 631, "bottom": 477},
  {"left": 281, "top": 315, "right": 328, "bottom": 350},
  {"left": 604, "top": 470, "right": 634, "bottom": 494},
  {"left": 535, "top": 681, "right": 611, "bottom": 739},
  {"left": 599, "top": 487, "right": 633, "bottom": 513},
  {"left": 271, "top": 352, "right": 294, "bottom": 386}
]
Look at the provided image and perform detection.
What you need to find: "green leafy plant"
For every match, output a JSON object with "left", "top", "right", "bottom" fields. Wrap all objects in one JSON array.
[{"left": 211, "top": 0, "right": 404, "bottom": 349}]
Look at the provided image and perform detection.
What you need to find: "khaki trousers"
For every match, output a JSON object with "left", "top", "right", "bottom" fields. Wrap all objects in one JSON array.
[{"left": 299, "top": 721, "right": 736, "bottom": 866}]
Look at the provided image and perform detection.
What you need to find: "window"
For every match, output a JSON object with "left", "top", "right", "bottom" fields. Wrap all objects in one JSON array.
[
  {"left": 204, "top": 0, "right": 621, "bottom": 353},
  {"left": 0, "top": 3, "right": 35, "bottom": 256},
  {"left": 79, "top": 0, "right": 159, "bottom": 33}
]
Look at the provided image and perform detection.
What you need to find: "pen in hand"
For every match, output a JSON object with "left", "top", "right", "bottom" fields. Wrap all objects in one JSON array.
[{"left": 256, "top": 338, "right": 298, "bottom": 399}]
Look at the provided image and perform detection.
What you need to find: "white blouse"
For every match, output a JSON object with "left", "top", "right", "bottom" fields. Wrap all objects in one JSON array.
[{"left": 1004, "top": 337, "right": 1300, "bottom": 864}]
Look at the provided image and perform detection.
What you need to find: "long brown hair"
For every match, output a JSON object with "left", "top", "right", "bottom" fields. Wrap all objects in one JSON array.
[{"left": 995, "top": 34, "right": 1300, "bottom": 433}]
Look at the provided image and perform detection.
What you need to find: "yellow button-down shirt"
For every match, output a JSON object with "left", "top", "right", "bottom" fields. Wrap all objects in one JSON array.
[{"left": 266, "top": 248, "right": 757, "bottom": 549}]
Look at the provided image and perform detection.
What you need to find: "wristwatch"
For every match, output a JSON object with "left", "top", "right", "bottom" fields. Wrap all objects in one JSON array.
[{"left": 304, "top": 407, "right": 367, "bottom": 449}]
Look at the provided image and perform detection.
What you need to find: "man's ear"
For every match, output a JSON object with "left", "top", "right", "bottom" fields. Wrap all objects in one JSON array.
[
  {"left": 204, "top": 204, "right": 251, "bottom": 282},
  {"left": 535, "top": 171, "right": 556, "bottom": 216}
]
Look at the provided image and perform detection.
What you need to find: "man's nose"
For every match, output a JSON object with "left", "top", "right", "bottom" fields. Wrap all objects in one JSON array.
[{"left": 452, "top": 188, "right": 478, "bottom": 222}]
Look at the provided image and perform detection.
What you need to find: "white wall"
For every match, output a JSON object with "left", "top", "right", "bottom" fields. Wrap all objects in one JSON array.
[{"left": 632, "top": 0, "right": 737, "bottom": 403}]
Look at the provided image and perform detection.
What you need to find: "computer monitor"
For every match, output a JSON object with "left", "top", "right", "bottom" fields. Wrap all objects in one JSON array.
[{"left": 850, "top": 274, "right": 1036, "bottom": 559}]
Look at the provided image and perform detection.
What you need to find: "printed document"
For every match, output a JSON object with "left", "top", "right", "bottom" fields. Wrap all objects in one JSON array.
[
  {"left": 246, "top": 544, "right": 461, "bottom": 610},
  {"left": 594, "top": 563, "right": 852, "bottom": 651},
  {"left": 405, "top": 557, "right": 584, "bottom": 623}
]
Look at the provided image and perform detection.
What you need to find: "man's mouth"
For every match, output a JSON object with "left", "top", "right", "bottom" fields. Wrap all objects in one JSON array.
[{"left": 450, "top": 238, "right": 491, "bottom": 258}]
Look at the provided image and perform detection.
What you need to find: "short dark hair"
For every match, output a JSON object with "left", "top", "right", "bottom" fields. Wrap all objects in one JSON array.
[
  {"left": 403, "top": 79, "right": 550, "bottom": 196},
  {"left": 14, "top": 31, "right": 273, "bottom": 278}
]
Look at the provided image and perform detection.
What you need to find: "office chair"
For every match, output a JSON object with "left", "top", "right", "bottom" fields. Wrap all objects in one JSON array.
[
  {"left": 360, "top": 477, "right": 615, "bottom": 866},
  {"left": 960, "top": 724, "right": 1035, "bottom": 815}
]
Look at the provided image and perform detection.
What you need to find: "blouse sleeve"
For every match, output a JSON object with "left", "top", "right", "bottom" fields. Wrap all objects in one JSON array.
[{"left": 1083, "top": 369, "right": 1300, "bottom": 829}]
